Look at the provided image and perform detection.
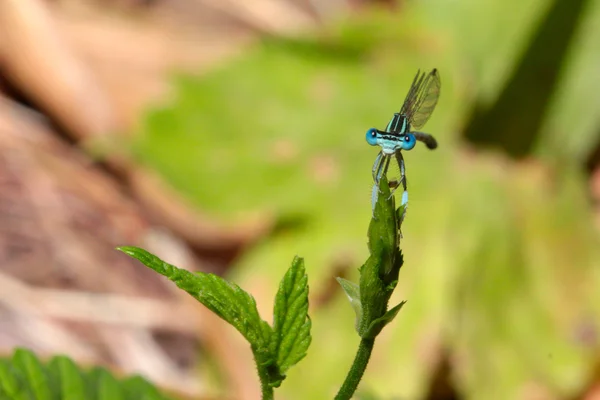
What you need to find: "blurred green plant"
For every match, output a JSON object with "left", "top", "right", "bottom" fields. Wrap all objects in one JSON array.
[
  {"left": 119, "top": 176, "right": 408, "bottom": 400},
  {"left": 129, "top": 1, "right": 600, "bottom": 399},
  {"left": 463, "top": 0, "right": 591, "bottom": 157},
  {"left": 0, "top": 348, "right": 171, "bottom": 400}
]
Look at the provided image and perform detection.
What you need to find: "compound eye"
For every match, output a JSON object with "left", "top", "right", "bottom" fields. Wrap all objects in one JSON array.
[
  {"left": 365, "top": 128, "right": 378, "bottom": 146},
  {"left": 402, "top": 133, "right": 416, "bottom": 150}
]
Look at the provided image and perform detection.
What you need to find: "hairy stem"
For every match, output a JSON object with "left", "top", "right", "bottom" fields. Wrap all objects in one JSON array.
[
  {"left": 255, "top": 358, "right": 274, "bottom": 400},
  {"left": 334, "top": 338, "right": 375, "bottom": 400}
]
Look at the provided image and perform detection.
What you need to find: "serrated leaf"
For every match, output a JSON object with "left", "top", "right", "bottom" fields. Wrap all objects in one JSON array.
[
  {"left": 0, "top": 359, "right": 28, "bottom": 400},
  {"left": 271, "top": 256, "right": 311, "bottom": 378},
  {"left": 368, "top": 176, "right": 403, "bottom": 282},
  {"left": 368, "top": 176, "right": 398, "bottom": 262},
  {"left": 336, "top": 277, "right": 362, "bottom": 333},
  {"left": 357, "top": 247, "right": 390, "bottom": 337},
  {"left": 355, "top": 176, "right": 406, "bottom": 339},
  {"left": 363, "top": 301, "right": 406, "bottom": 338},
  {"left": 123, "top": 375, "right": 165, "bottom": 400},
  {"left": 12, "top": 348, "right": 52, "bottom": 400},
  {"left": 92, "top": 367, "right": 124, "bottom": 400},
  {"left": 118, "top": 246, "right": 273, "bottom": 363},
  {"left": 48, "top": 356, "right": 86, "bottom": 400},
  {"left": 0, "top": 349, "right": 172, "bottom": 400}
]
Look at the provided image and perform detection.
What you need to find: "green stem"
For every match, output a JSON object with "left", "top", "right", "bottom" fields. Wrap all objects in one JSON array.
[
  {"left": 256, "top": 361, "right": 274, "bottom": 400},
  {"left": 335, "top": 338, "right": 376, "bottom": 400}
]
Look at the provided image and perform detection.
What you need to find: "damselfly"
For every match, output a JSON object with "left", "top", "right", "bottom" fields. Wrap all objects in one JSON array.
[{"left": 366, "top": 69, "right": 440, "bottom": 212}]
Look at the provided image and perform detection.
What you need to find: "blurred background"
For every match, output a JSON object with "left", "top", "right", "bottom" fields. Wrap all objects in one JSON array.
[{"left": 1, "top": 0, "right": 600, "bottom": 399}]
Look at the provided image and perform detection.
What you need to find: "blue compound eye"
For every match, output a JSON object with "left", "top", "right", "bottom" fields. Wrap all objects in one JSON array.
[
  {"left": 401, "top": 133, "right": 416, "bottom": 150},
  {"left": 365, "top": 128, "right": 378, "bottom": 146}
]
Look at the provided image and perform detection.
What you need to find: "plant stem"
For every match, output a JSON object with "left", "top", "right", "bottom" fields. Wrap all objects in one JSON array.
[
  {"left": 335, "top": 338, "right": 375, "bottom": 400},
  {"left": 256, "top": 361, "right": 274, "bottom": 400},
  {"left": 260, "top": 379, "right": 274, "bottom": 400}
]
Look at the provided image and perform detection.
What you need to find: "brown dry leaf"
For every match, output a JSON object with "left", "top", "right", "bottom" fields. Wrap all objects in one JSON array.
[{"left": 0, "top": 0, "right": 119, "bottom": 140}]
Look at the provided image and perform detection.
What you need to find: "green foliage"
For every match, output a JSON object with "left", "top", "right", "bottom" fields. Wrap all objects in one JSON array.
[
  {"left": 118, "top": 246, "right": 273, "bottom": 364},
  {"left": 129, "top": 1, "right": 600, "bottom": 399},
  {"left": 464, "top": 0, "right": 590, "bottom": 157},
  {"left": 337, "top": 177, "right": 404, "bottom": 339},
  {"left": 362, "top": 301, "right": 406, "bottom": 339},
  {"left": 335, "top": 177, "right": 410, "bottom": 399},
  {"left": 336, "top": 277, "right": 362, "bottom": 331},
  {"left": 0, "top": 348, "right": 171, "bottom": 400},
  {"left": 271, "top": 256, "right": 311, "bottom": 379},
  {"left": 118, "top": 247, "right": 311, "bottom": 393}
]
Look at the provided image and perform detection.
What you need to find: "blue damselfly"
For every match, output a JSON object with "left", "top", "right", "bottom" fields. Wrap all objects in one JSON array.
[{"left": 366, "top": 69, "right": 440, "bottom": 213}]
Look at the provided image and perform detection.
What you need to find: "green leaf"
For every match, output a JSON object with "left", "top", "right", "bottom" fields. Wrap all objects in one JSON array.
[
  {"left": 0, "top": 348, "right": 172, "bottom": 400},
  {"left": 0, "top": 359, "right": 28, "bottom": 400},
  {"left": 118, "top": 246, "right": 274, "bottom": 363},
  {"left": 356, "top": 176, "right": 406, "bottom": 339},
  {"left": 48, "top": 356, "right": 86, "bottom": 400},
  {"left": 362, "top": 301, "right": 406, "bottom": 338},
  {"left": 271, "top": 256, "right": 311, "bottom": 380},
  {"left": 12, "top": 348, "right": 52, "bottom": 400},
  {"left": 336, "top": 277, "right": 362, "bottom": 333},
  {"left": 367, "top": 176, "right": 400, "bottom": 281},
  {"left": 92, "top": 367, "right": 125, "bottom": 400},
  {"left": 357, "top": 247, "right": 390, "bottom": 338},
  {"left": 123, "top": 375, "right": 166, "bottom": 400}
]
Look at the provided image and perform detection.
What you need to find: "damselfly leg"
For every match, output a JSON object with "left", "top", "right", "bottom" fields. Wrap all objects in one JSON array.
[
  {"left": 370, "top": 150, "right": 409, "bottom": 213},
  {"left": 394, "top": 151, "right": 408, "bottom": 206},
  {"left": 394, "top": 152, "right": 408, "bottom": 228},
  {"left": 371, "top": 151, "right": 384, "bottom": 183}
]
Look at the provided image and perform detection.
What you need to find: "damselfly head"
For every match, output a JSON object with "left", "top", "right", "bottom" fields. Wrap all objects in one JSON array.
[{"left": 366, "top": 128, "right": 416, "bottom": 153}]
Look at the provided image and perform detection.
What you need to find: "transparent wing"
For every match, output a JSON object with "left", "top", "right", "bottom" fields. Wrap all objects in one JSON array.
[
  {"left": 400, "top": 69, "right": 441, "bottom": 130},
  {"left": 399, "top": 70, "right": 424, "bottom": 116}
]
